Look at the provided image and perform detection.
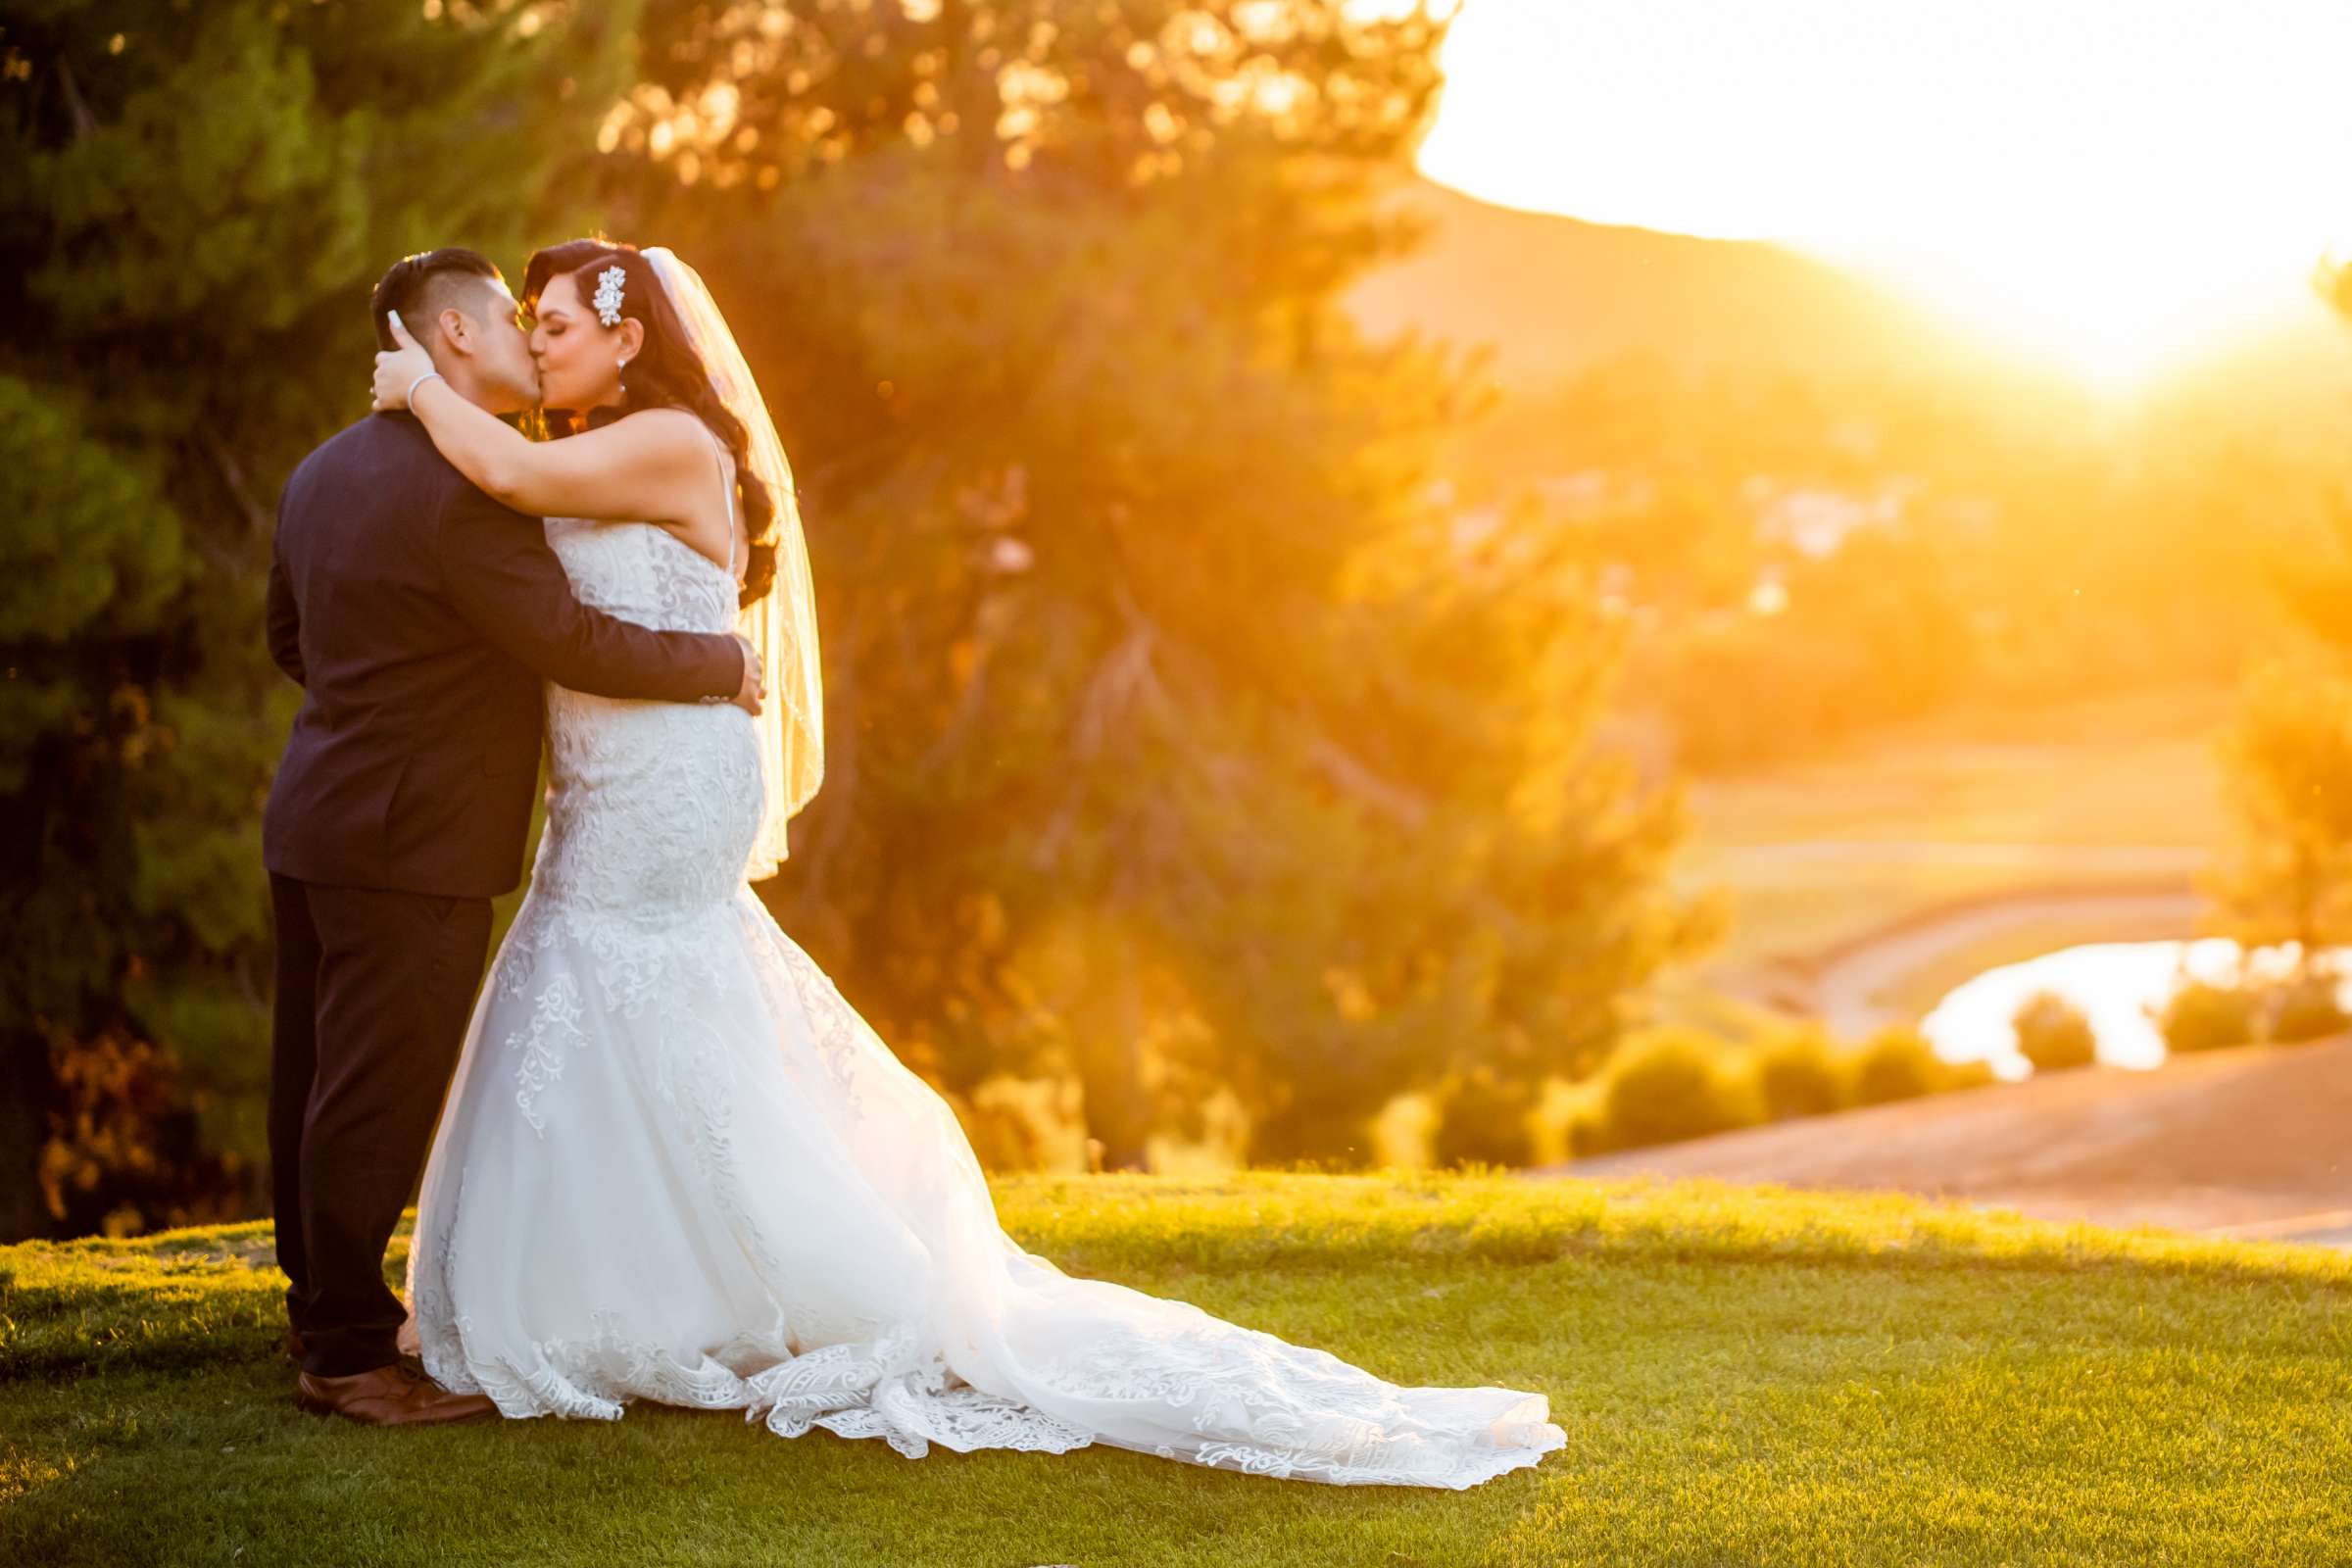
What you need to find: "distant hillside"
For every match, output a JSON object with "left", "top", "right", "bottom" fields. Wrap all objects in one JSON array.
[
  {"left": 2133, "top": 307, "right": 2352, "bottom": 458},
  {"left": 1341, "top": 175, "right": 2009, "bottom": 394},
  {"left": 1344, "top": 175, "right": 2352, "bottom": 408}
]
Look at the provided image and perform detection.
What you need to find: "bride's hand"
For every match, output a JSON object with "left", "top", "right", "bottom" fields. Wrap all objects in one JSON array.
[{"left": 371, "top": 312, "right": 437, "bottom": 411}]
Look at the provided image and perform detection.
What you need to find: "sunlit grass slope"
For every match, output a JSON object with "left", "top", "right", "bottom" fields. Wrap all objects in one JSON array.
[
  {"left": 5, "top": 1170, "right": 2348, "bottom": 1567},
  {"left": 1674, "top": 681, "right": 2230, "bottom": 972}
]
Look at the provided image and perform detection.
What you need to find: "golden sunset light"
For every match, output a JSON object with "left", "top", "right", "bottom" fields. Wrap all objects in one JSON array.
[
  {"left": 1417, "top": 0, "right": 2352, "bottom": 391},
  {"left": 13, "top": 4, "right": 2352, "bottom": 1555}
]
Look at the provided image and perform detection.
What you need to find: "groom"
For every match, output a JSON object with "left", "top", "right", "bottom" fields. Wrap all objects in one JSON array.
[{"left": 261, "top": 247, "right": 763, "bottom": 1426}]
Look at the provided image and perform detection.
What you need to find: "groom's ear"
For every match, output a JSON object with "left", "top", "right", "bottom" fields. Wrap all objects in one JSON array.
[{"left": 433, "top": 306, "right": 478, "bottom": 359}]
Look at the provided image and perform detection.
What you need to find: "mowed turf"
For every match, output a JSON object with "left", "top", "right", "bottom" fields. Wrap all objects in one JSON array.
[{"left": 4, "top": 1170, "right": 2347, "bottom": 1567}]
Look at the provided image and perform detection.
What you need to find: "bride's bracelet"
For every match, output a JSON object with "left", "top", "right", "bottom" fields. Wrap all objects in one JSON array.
[{"left": 407, "top": 369, "right": 445, "bottom": 408}]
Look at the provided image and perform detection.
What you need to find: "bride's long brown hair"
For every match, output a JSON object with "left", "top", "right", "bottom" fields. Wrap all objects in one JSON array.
[{"left": 522, "top": 239, "right": 777, "bottom": 608}]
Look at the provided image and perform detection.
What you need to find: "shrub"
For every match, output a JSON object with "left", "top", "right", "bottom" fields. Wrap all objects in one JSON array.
[
  {"left": 1938, "top": 1055, "right": 2001, "bottom": 1091},
  {"left": 1563, "top": 1101, "right": 1613, "bottom": 1159},
  {"left": 955, "top": 1075, "right": 1086, "bottom": 1173},
  {"left": 1750, "top": 1022, "right": 1848, "bottom": 1120},
  {"left": 2012, "top": 991, "right": 2098, "bottom": 1074},
  {"left": 1431, "top": 1068, "right": 1539, "bottom": 1170},
  {"left": 1593, "top": 1027, "right": 1768, "bottom": 1152},
  {"left": 2264, "top": 971, "right": 2351, "bottom": 1044},
  {"left": 2153, "top": 978, "right": 2259, "bottom": 1054},
  {"left": 1850, "top": 1025, "right": 1945, "bottom": 1105}
]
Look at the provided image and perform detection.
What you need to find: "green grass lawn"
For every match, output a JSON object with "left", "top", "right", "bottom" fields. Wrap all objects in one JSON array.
[{"left": 6, "top": 1170, "right": 2348, "bottom": 1567}]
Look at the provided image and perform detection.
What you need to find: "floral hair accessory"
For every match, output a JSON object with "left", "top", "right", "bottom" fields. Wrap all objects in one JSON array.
[{"left": 592, "top": 264, "right": 627, "bottom": 326}]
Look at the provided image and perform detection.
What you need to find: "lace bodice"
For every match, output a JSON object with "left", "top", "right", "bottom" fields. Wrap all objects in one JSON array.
[
  {"left": 526, "top": 518, "right": 764, "bottom": 920},
  {"left": 544, "top": 514, "right": 739, "bottom": 637}
]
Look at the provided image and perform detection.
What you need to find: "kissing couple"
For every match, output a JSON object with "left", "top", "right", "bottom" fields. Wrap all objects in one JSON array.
[{"left": 261, "top": 236, "right": 1565, "bottom": 1489}]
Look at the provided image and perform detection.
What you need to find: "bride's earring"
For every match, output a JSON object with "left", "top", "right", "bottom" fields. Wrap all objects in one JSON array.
[{"left": 616, "top": 354, "right": 629, "bottom": 395}]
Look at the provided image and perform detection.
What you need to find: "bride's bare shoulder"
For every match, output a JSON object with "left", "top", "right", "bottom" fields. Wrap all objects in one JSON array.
[{"left": 594, "top": 405, "right": 706, "bottom": 452}]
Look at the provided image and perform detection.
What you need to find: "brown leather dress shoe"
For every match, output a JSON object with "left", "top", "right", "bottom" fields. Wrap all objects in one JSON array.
[{"left": 293, "top": 1362, "right": 496, "bottom": 1426}]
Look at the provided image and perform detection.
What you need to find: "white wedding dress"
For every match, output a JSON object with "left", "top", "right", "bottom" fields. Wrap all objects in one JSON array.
[{"left": 403, "top": 493, "right": 1567, "bottom": 1489}]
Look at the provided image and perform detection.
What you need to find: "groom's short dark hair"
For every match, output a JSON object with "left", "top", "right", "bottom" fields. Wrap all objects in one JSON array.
[{"left": 369, "top": 247, "right": 505, "bottom": 351}]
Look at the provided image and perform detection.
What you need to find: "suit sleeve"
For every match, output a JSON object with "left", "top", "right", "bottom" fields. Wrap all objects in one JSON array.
[
  {"left": 433, "top": 484, "right": 745, "bottom": 702},
  {"left": 266, "top": 494, "right": 305, "bottom": 686}
]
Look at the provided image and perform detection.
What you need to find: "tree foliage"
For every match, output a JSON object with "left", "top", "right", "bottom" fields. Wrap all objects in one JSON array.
[
  {"left": 591, "top": 0, "right": 1717, "bottom": 1166},
  {"left": 0, "top": 0, "right": 1718, "bottom": 1234},
  {"left": 0, "top": 0, "right": 635, "bottom": 1236},
  {"left": 2204, "top": 651, "right": 2352, "bottom": 974}
]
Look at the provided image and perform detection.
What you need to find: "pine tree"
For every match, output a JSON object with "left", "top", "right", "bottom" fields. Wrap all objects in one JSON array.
[{"left": 0, "top": 0, "right": 635, "bottom": 1238}]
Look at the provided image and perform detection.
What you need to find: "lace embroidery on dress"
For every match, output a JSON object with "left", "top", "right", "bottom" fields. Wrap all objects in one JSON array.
[
  {"left": 400, "top": 497, "right": 1567, "bottom": 1490},
  {"left": 510, "top": 970, "right": 585, "bottom": 1137}
]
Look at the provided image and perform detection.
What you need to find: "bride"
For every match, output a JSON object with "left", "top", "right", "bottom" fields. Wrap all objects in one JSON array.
[{"left": 368, "top": 237, "right": 1567, "bottom": 1490}]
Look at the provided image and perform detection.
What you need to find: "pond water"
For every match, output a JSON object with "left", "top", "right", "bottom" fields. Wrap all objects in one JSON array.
[{"left": 1917, "top": 937, "right": 2352, "bottom": 1080}]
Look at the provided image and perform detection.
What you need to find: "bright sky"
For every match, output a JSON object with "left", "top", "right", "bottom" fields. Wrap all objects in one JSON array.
[{"left": 1413, "top": 0, "right": 2352, "bottom": 392}]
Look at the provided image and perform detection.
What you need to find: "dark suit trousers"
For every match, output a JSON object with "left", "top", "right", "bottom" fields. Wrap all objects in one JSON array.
[{"left": 268, "top": 873, "right": 491, "bottom": 1377}]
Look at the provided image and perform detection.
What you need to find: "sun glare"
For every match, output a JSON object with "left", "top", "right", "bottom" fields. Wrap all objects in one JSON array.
[{"left": 1416, "top": 0, "right": 2352, "bottom": 395}]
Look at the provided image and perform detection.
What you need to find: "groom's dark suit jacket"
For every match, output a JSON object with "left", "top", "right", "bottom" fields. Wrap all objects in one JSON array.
[{"left": 262, "top": 410, "right": 744, "bottom": 899}]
